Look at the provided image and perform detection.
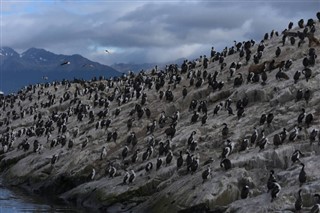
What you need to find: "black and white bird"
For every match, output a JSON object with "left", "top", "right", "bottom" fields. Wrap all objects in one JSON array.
[
  {"left": 60, "top": 61, "right": 70, "bottom": 66},
  {"left": 145, "top": 162, "right": 153, "bottom": 173},
  {"left": 297, "top": 108, "right": 306, "bottom": 124},
  {"left": 220, "top": 158, "right": 231, "bottom": 170},
  {"left": 291, "top": 150, "right": 304, "bottom": 164},
  {"left": 129, "top": 170, "right": 136, "bottom": 183},
  {"left": 267, "top": 170, "right": 277, "bottom": 192},
  {"left": 108, "top": 166, "right": 117, "bottom": 178},
  {"left": 289, "top": 125, "right": 300, "bottom": 142},
  {"left": 270, "top": 182, "right": 281, "bottom": 202},
  {"left": 241, "top": 185, "right": 250, "bottom": 199},
  {"left": 311, "top": 194, "right": 320, "bottom": 213},
  {"left": 100, "top": 146, "right": 107, "bottom": 160}
]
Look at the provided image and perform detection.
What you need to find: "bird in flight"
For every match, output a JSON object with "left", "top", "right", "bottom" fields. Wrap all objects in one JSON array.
[
  {"left": 105, "top": 50, "right": 110, "bottom": 54},
  {"left": 61, "top": 61, "right": 71, "bottom": 66}
]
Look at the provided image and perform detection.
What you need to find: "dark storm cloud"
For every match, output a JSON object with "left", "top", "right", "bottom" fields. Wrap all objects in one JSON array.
[{"left": 2, "top": 1, "right": 319, "bottom": 64}]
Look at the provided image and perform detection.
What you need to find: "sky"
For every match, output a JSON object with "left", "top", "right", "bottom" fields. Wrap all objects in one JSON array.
[{"left": 1, "top": 0, "right": 319, "bottom": 65}]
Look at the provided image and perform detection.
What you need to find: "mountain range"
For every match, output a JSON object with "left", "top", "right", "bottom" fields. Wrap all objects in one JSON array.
[{"left": 0, "top": 47, "right": 121, "bottom": 94}]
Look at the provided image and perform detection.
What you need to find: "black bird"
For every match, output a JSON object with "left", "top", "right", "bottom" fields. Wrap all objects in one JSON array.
[
  {"left": 222, "top": 123, "right": 228, "bottom": 138},
  {"left": 293, "top": 71, "right": 301, "bottom": 84},
  {"left": 258, "top": 136, "right": 268, "bottom": 151},
  {"left": 299, "top": 163, "right": 307, "bottom": 187},
  {"left": 234, "top": 73, "right": 243, "bottom": 87},
  {"left": 156, "top": 158, "right": 163, "bottom": 170},
  {"left": 237, "top": 106, "right": 244, "bottom": 120},
  {"left": 302, "top": 57, "right": 309, "bottom": 67},
  {"left": 220, "top": 158, "right": 231, "bottom": 170},
  {"left": 191, "top": 111, "right": 200, "bottom": 123},
  {"left": 267, "top": 170, "right": 277, "bottom": 192},
  {"left": 296, "top": 89, "right": 303, "bottom": 102},
  {"left": 290, "top": 37, "right": 295, "bottom": 45},
  {"left": 275, "top": 47, "right": 281, "bottom": 57},
  {"left": 288, "top": 21, "right": 293, "bottom": 30},
  {"left": 123, "top": 172, "right": 130, "bottom": 184},
  {"left": 182, "top": 87, "right": 188, "bottom": 99},
  {"left": 309, "top": 129, "right": 319, "bottom": 145},
  {"left": 122, "top": 146, "right": 129, "bottom": 160},
  {"left": 295, "top": 189, "right": 303, "bottom": 211},
  {"left": 213, "top": 103, "right": 223, "bottom": 115},
  {"left": 273, "top": 133, "right": 282, "bottom": 147},
  {"left": 188, "top": 131, "right": 196, "bottom": 146},
  {"left": 280, "top": 128, "right": 288, "bottom": 143},
  {"left": 129, "top": 170, "right": 136, "bottom": 183},
  {"left": 260, "top": 114, "right": 267, "bottom": 125},
  {"left": 201, "top": 113, "right": 207, "bottom": 126},
  {"left": 202, "top": 166, "right": 211, "bottom": 183},
  {"left": 261, "top": 70, "right": 267, "bottom": 85},
  {"left": 285, "top": 59, "right": 292, "bottom": 70},
  {"left": 302, "top": 68, "right": 312, "bottom": 82},
  {"left": 305, "top": 113, "right": 314, "bottom": 127},
  {"left": 304, "top": 89, "right": 311, "bottom": 104},
  {"left": 239, "top": 139, "right": 249, "bottom": 151},
  {"left": 166, "top": 151, "right": 173, "bottom": 166},
  {"left": 276, "top": 69, "right": 289, "bottom": 80},
  {"left": 241, "top": 185, "right": 250, "bottom": 199},
  {"left": 131, "top": 149, "right": 140, "bottom": 163},
  {"left": 176, "top": 151, "right": 183, "bottom": 169},
  {"left": 297, "top": 108, "right": 306, "bottom": 124},
  {"left": 267, "top": 113, "right": 274, "bottom": 126}
]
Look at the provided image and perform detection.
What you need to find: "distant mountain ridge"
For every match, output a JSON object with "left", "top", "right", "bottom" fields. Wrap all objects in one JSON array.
[{"left": 0, "top": 47, "right": 121, "bottom": 93}]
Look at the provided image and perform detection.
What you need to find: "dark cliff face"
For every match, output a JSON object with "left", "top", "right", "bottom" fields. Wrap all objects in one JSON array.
[
  {"left": 0, "top": 47, "right": 121, "bottom": 93},
  {"left": 0, "top": 15, "right": 320, "bottom": 213}
]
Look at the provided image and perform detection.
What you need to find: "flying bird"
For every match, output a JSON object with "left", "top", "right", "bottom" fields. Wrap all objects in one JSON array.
[
  {"left": 61, "top": 61, "right": 70, "bottom": 66},
  {"left": 105, "top": 50, "right": 110, "bottom": 53}
]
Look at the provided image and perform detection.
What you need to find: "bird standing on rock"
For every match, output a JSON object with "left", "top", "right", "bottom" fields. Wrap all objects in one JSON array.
[{"left": 299, "top": 163, "right": 307, "bottom": 187}]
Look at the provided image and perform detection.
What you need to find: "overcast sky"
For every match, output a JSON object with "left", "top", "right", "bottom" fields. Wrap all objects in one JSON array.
[{"left": 1, "top": 0, "right": 319, "bottom": 65}]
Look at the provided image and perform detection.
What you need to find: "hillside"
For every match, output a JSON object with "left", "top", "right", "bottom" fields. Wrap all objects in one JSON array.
[
  {"left": 0, "top": 14, "right": 320, "bottom": 213},
  {"left": 0, "top": 47, "right": 121, "bottom": 94}
]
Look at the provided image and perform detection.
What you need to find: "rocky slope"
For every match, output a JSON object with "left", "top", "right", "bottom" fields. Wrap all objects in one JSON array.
[{"left": 0, "top": 14, "right": 320, "bottom": 213}]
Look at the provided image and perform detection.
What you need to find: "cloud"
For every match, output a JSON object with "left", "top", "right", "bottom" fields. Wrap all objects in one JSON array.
[{"left": 2, "top": 1, "right": 319, "bottom": 65}]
